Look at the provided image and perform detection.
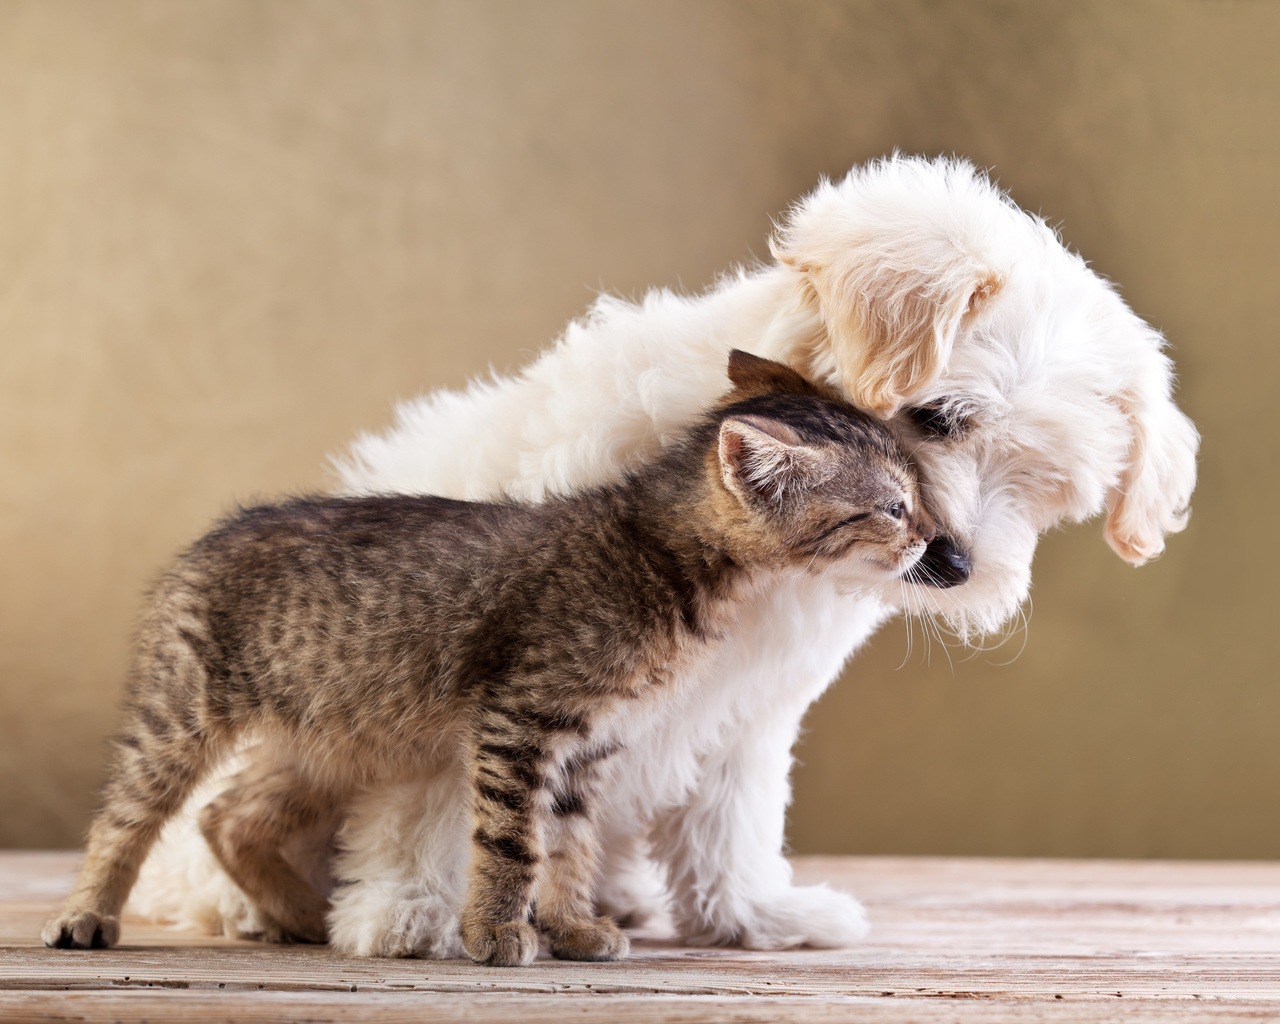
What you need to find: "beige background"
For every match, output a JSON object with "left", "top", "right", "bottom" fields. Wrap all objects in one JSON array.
[{"left": 1, "top": 1, "right": 1276, "bottom": 857}]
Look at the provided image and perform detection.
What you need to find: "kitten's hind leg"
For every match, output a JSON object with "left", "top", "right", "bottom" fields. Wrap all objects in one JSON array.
[
  {"left": 43, "top": 692, "right": 225, "bottom": 948},
  {"left": 537, "top": 747, "right": 628, "bottom": 962},
  {"left": 199, "top": 753, "right": 341, "bottom": 944}
]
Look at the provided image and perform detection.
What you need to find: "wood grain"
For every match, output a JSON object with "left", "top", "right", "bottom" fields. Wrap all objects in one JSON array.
[{"left": 2, "top": 852, "right": 1278, "bottom": 1021}]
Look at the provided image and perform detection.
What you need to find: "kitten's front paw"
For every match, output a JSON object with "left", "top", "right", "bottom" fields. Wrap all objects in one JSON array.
[
  {"left": 461, "top": 919, "right": 538, "bottom": 966},
  {"left": 42, "top": 908, "right": 120, "bottom": 949},
  {"left": 547, "top": 915, "right": 630, "bottom": 961},
  {"left": 739, "top": 884, "right": 869, "bottom": 950}
]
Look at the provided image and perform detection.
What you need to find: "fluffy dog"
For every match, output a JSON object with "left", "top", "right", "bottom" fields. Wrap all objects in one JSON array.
[{"left": 130, "top": 155, "right": 1198, "bottom": 955}]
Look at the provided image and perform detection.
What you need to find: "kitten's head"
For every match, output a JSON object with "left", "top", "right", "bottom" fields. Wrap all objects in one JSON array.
[{"left": 711, "top": 350, "right": 934, "bottom": 584}]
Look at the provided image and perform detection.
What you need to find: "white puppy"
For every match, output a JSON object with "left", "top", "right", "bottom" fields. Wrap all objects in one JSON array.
[{"left": 131, "top": 156, "right": 1198, "bottom": 955}]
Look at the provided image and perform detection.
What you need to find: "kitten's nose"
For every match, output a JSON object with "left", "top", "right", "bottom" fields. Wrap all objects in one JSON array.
[{"left": 905, "top": 536, "right": 971, "bottom": 588}]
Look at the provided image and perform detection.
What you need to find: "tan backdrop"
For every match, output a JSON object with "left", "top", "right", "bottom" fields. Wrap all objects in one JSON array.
[{"left": 1, "top": 0, "right": 1276, "bottom": 857}]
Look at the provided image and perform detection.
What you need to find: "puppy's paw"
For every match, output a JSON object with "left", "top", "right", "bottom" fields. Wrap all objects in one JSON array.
[
  {"left": 42, "top": 908, "right": 120, "bottom": 950},
  {"left": 595, "top": 858, "right": 668, "bottom": 929},
  {"left": 548, "top": 915, "right": 629, "bottom": 962},
  {"left": 739, "top": 884, "right": 869, "bottom": 950},
  {"left": 461, "top": 919, "right": 538, "bottom": 967},
  {"left": 328, "top": 883, "right": 466, "bottom": 959},
  {"left": 382, "top": 898, "right": 462, "bottom": 959}
]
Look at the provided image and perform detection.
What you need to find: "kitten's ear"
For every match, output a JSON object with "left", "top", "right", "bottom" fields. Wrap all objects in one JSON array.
[
  {"left": 726, "top": 350, "right": 815, "bottom": 398},
  {"left": 718, "top": 415, "right": 833, "bottom": 505}
]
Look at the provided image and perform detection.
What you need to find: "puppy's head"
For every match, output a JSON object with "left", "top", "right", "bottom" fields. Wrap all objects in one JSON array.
[{"left": 769, "top": 155, "right": 1198, "bottom": 635}]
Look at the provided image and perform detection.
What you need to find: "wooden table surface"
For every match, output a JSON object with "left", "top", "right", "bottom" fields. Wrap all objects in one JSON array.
[{"left": 2, "top": 851, "right": 1278, "bottom": 1022}]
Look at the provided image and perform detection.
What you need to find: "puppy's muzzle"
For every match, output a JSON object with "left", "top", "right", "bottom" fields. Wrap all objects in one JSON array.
[{"left": 905, "top": 536, "right": 971, "bottom": 588}]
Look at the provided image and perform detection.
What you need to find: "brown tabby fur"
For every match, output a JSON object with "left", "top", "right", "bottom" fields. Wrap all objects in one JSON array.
[{"left": 43, "top": 352, "right": 933, "bottom": 965}]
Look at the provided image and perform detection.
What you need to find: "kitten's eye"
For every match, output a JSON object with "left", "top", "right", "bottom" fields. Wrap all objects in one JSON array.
[
  {"left": 887, "top": 502, "right": 904, "bottom": 520},
  {"left": 834, "top": 512, "right": 870, "bottom": 530},
  {"left": 808, "top": 510, "right": 871, "bottom": 546},
  {"left": 907, "top": 402, "right": 966, "bottom": 438}
]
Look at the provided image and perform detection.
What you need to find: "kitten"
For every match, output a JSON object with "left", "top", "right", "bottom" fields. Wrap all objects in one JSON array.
[{"left": 44, "top": 351, "right": 934, "bottom": 966}]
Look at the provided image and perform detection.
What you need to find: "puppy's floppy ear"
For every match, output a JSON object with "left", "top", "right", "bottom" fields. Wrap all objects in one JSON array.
[
  {"left": 725, "top": 349, "right": 814, "bottom": 398},
  {"left": 1104, "top": 342, "right": 1200, "bottom": 565},
  {"left": 771, "top": 159, "right": 1005, "bottom": 415},
  {"left": 718, "top": 415, "right": 833, "bottom": 506}
]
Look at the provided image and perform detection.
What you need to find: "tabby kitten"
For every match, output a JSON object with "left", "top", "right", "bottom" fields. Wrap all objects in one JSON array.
[{"left": 44, "top": 351, "right": 934, "bottom": 966}]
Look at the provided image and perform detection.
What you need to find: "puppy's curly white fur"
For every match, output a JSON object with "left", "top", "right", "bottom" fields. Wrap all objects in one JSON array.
[{"left": 129, "top": 155, "right": 1198, "bottom": 954}]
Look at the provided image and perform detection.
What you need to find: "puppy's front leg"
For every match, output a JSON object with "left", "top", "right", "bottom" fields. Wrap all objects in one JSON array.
[{"left": 652, "top": 699, "right": 868, "bottom": 950}]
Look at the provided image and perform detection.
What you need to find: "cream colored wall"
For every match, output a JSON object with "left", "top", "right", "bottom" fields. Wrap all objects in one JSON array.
[{"left": 1, "top": 1, "right": 1276, "bottom": 855}]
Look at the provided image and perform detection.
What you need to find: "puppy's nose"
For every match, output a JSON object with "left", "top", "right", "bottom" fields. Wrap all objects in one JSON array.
[{"left": 905, "top": 536, "right": 971, "bottom": 588}]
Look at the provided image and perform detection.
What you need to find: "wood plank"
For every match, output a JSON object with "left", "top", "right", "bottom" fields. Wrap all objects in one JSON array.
[
  {"left": 2, "top": 851, "right": 1279, "bottom": 1022},
  {"left": 7, "top": 990, "right": 1280, "bottom": 1024}
]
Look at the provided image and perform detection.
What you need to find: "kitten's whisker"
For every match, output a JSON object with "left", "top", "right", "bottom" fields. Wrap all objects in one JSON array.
[{"left": 897, "top": 578, "right": 915, "bottom": 668}]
